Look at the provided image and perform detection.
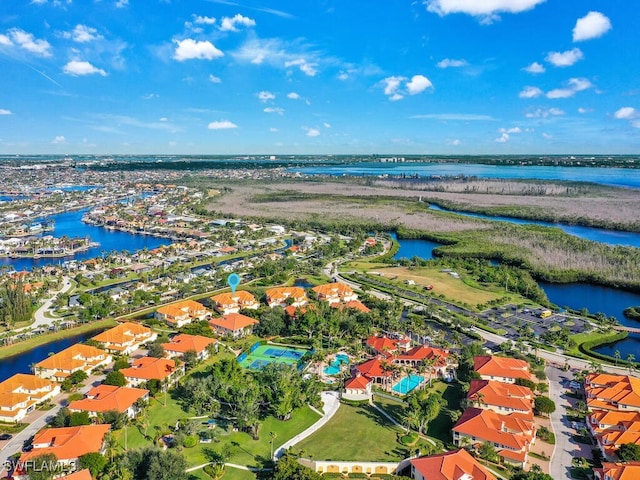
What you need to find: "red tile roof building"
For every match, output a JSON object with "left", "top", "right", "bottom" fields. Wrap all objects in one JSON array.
[
  {"left": 211, "top": 291, "right": 259, "bottom": 315},
  {"left": 595, "top": 461, "right": 640, "bottom": 480},
  {"left": 120, "top": 357, "right": 183, "bottom": 388},
  {"left": 312, "top": 283, "right": 358, "bottom": 305},
  {"left": 161, "top": 334, "right": 217, "bottom": 360},
  {"left": 473, "top": 355, "right": 534, "bottom": 384},
  {"left": 209, "top": 313, "right": 259, "bottom": 338},
  {"left": 68, "top": 385, "right": 149, "bottom": 418},
  {"left": 585, "top": 373, "right": 640, "bottom": 412},
  {"left": 34, "top": 344, "right": 112, "bottom": 382},
  {"left": 467, "top": 380, "right": 534, "bottom": 419},
  {"left": 410, "top": 449, "right": 497, "bottom": 480},
  {"left": 265, "top": 287, "right": 308, "bottom": 308},
  {"left": 155, "top": 299, "right": 209, "bottom": 328},
  {"left": 92, "top": 321, "right": 157, "bottom": 354},
  {"left": 0, "top": 374, "right": 60, "bottom": 423}
]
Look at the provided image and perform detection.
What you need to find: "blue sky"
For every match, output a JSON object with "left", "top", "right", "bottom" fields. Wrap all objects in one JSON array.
[{"left": 0, "top": 0, "right": 639, "bottom": 155}]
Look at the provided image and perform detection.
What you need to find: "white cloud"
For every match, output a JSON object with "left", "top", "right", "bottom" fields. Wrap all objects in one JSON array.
[
  {"left": 447, "top": 139, "right": 461, "bottom": 146},
  {"left": 546, "top": 48, "right": 583, "bottom": 67},
  {"left": 264, "top": 107, "right": 284, "bottom": 115},
  {"left": 542, "top": 133, "right": 553, "bottom": 139},
  {"left": 63, "top": 60, "right": 107, "bottom": 76},
  {"left": 323, "top": 122, "right": 331, "bottom": 128},
  {"left": 258, "top": 91, "right": 275, "bottom": 103},
  {"left": 577, "top": 107, "right": 591, "bottom": 114},
  {"left": 159, "top": 117, "right": 168, "bottom": 122},
  {"left": 5, "top": 28, "right": 52, "bottom": 56},
  {"left": 208, "top": 120, "right": 238, "bottom": 129},
  {"left": 220, "top": 14, "right": 256, "bottom": 32},
  {"left": 284, "top": 58, "right": 317, "bottom": 76},
  {"left": 269, "top": 127, "right": 279, "bottom": 132},
  {"left": 546, "top": 88, "right": 574, "bottom": 99},
  {"left": 115, "top": 0, "right": 128, "bottom": 8},
  {"left": 390, "top": 93, "right": 404, "bottom": 101},
  {"left": 519, "top": 86, "right": 543, "bottom": 98},
  {"left": 173, "top": 39, "right": 223, "bottom": 61},
  {"left": 546, "top": 78, "right": 593, "bottom": 98},
  {"left": 573, "top": 11, "right": 611, "bottom": 42},
  {"left": 499, "top": 127, "right": 522, "bottom": 134},
  {"left": 383, "top": 76, "right": 405, "bottom": 96},
  {"left": 337, "top": 71, "right": 349, "bottom": 81},
  {"left": 62, "top": 24, "right": 103, "bottom": 43},
  {"left": 523, "top": 62, "right": 545, "bottom": 74},
  {"left": 0, "top": 109, "right": 12, "bottom": 115},
  {"left": 305, "top": 128, "right": 320, "bottom": 137},
  {"left": 194, "top": 15, "right": 216, "bottom": 25},
  {"left": 425, "top": 0, "right": 546, "bottom": 22},
  {"left": 51, "top": 135, "right": 66, "bottom": 144},
  {"left": 525, "top": 108, "right": 565, "bottom": 118},
  {"left": 495, "top": 132, "right": 509, "bottom": 143},
  {"left": 568, "top": 77, "right": 593, "bottom": 92},
  {"left": 406, "top": 75, "right": 433, "bottom": 95},
  {"left": 410, "top": 113, "right": 496, "bottom": 121},
  {"left": 613, "top": 107, "right": 636, "bottom": 120},
  {"left": 287, "top": 92, "right": 301, "bottom": 100},
  {"left": 209, "top": 74, "right": 222, "bottom": 83},
  {"left": 436, "top": 58, "right": 468, "bottom": 68},
  {"left": 142, "top": 93, "right": 159, "bottom": 100},
  {"left": 232, "top": 37, "right": 328, "bottom": 76}
]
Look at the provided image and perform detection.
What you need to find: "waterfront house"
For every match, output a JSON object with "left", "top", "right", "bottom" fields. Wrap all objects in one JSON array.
[
  {"left": 265, "top": 286, "right": 308, "bottom": 308},
  {"left": 34, "top": 344, "right": 112, "bottom": 382},
  {"left": 16, "top": 424, "right": 111, "bottom": 477},
  {"left": 410, "top": 448, "right": 497, "bottom": 480},
  {"left": 585, "top": 373, "right": 640, "bottom": 412},
  {"left": 594, "top": 461, "right": 640, "bottom": 480},
  {"left": 155, "top": 299, "right": 209, "bottom": 328},
  {"left": 92, "top": 321, "right": 157, "bottom": 355},
  {"left": 68, "top": 385, "right": 149, "bottom": 419},
  {"left": 120, "top": 357, "right": 183, "bottom": 388},
  {"left": 473, "top": 355, "right": 534, "bottom": 384},
  {"left": 0, "top": 374, "right": 60, "bottom": 423},
  {"left": 161, "top": 334, "right": 218, "bottom": 360},
  {"left": 209, "top": 313, "right": 259, "bottom": 338},
  {"left": 467, "top": 380, "right": 534, "bottom": 419},
  {"left": 312, "top": 283, "right": 358, "bottom": 305},
  {"left": 210, "top": 291, "right": 259, "bottom": 315},
  {"left": 452, "top": 407, "right": 535, "bottom": 467}
]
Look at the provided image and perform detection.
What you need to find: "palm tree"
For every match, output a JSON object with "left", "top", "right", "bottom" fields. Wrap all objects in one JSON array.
[
  {"left": 627, "top": 353, "right": 636, "bottom": 374},
  {"left": 614, "top": 350, "right": 621, "bottom": 366}
]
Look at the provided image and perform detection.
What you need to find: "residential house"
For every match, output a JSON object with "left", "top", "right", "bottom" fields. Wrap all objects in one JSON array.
[
  {"left": 585, "top": 374, "right": 640, "bottom": 412},
  {"left": 92, "top": 321, "right": 157, "bottom": 355},
  {"left": 210, "top": 291, "right": 259, "bottom": 315},
  {"left": 68, "top": 385, "right": 149, "bottom": 419},
  {"left": 467, "top": 380, "right": 534, "bottom": 419},
  {"left": 155, "top": 299, "right": 209, "bottom": 328},
  {"left": 34, "top": 344, "right": 112, "bottom": 382},
  {"left": 594, "top": 461, "right": 640, "bottom": 480},
  {"left": 473, "top": 355, "right": 534, "bottom": 384},
  {"left": 161, "top": 334, "right": 218, "bottom": 360},
  {"left": 312, "top": 283, "right": 358, "bottom": 305},
  {"left": 209, "top": 313, "right": 259, "bottom": 338},
  {"left": 63, "top": 470, "right": 93, "bottom": 480},
  {"left": 0, "top": 374, "right": 60, "bottom": 423},
  {"left": 343, "top": 374, "right": 373, "bottom": 401},
  {"left": 331, "top": 299, "right": 371, "bottom": 313},
  {"left": 265, "top": 287, "right": 308, "bottom": 308},
  {"left": 410, "top": 448, "right": 497, "bottom": 480},
  {"left": 120, "top": 357, "right": 183, "bottom": 388},
  {"left": 452, "top": 407, "right": 536, "bottom": 467}
]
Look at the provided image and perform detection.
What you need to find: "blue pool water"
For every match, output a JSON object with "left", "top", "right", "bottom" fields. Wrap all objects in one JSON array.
[
  {"left": 323, "top": 354, "right": 349, "bottom": 376},
  {"left": 392, "top": 374, "right": 424, "bottom": 395}
]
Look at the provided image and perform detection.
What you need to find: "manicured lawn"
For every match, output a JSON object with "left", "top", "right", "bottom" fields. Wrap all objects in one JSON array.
[{"left": 295, "top": 403, "right": 411, "bottom": 461}]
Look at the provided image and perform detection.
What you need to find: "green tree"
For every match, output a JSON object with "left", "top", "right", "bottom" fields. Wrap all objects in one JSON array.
[
  {"left": 478, "top": 441, "right": 499, "bottom": 463},
  {"left": 147, "top": 342, "right": 165, "bottom": 359},
  {"left": 534, "top": 396, "right": 556, "bottom": 416},
  {"left": 78, "top": 452, "right": 107, "bottom": 478},
  {"left": 104, "top": 370, "right": 127, "bottom": 387},
  {"left": 24, "top": 453, "right": 58, "bottom": 480},
  {"left": 69, "top": 370, "right": 88, "bottom": 385},
  {"left": 271, "top": 453, "right": 323, "bottom": 480},
  {"left": 69, "top": 411, "right": 91, "bottom": 426},
  {"left": 182, "top": 350, "right": 199, "bottom": 370},
  {"left": 113, "top": 357, "right": 131, "bottom": 371},
  {"left": 618, "top": 443, "right": 640, "bottom": 462}
]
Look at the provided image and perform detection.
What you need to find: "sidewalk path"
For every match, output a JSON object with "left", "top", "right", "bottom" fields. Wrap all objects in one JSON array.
[{"left": 15, "top": 276, "right": 72, "bottom": 333}]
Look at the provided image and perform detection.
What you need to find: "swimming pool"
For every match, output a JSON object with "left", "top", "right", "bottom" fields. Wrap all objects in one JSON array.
[
  {"left": 392, "top": 374, "right": 424, "bottom": 395},
  {"left": 323, "top": 354, "right": 349, "bottom": 376}
]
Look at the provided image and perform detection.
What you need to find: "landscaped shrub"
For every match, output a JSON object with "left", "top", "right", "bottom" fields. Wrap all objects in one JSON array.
[{"left": 182, "top": 435, "right": 198, "bottom": 448}]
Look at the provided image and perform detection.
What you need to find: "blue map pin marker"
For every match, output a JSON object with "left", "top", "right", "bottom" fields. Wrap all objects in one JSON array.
[{"left": 227, "top": 273, "right": 240, "bottom": 293}]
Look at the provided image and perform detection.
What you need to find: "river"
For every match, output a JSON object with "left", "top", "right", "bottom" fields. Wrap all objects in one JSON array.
[
  {"left": 290, "top": 162, "right": 640, "bottom": 189},
  {"left": 0, "top": 208, "right": 172, "bottom": 271}
]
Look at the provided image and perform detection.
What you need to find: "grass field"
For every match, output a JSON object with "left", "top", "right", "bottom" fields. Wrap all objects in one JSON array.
[{"left": 295, "top": 403, "right": 411, "bottom": 462}]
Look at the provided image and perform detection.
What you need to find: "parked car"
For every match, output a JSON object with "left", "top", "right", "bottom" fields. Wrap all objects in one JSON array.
[{"left": 0, "top": 433, "right": 12, "bottom": 441}]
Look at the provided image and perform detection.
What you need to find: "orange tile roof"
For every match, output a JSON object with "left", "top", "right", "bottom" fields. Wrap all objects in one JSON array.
[
  {"left": 209, "top": 313, "right": 259, "bottom": 332},
  {"left": 92, "top": 321, "right": 153, "bottom": 345},
  {"left": 331, "top": 299, "right": 371, "bottom": 313},
  {"left": 211, "top": 291, "right": 257, "bottom": 307},
  {"left": 63, "top": 469, "right": 93, "bottom": 480},
  {"left": 355, "top": 358, "right": 393, "bottom": 378},
  {"left": 20, "top": 424, "right": 111, "bottom": 462},
  {"left": 35, "top": 344, "right": 109, "bottom": 372},
  {"left": 410, "top": 449, "right": 497, "bottom": 480},
  {"left": 345, "top": 374, "right": 371, "bottom": 390},
  {"left": 468, "top": 380, "right": 534, "bottom": 416},
  {"left": 397, "top": 345, "right": 449, "bottom": 364},
  {"left": 586, "top": 373, "right": 640, "bottom": 410},
  {"left": 0, "top": 374, "right": 57, "bottom": 394},
  {"left": 284, "top": 305, "right": 307, "bottom": 317},
  {"left": 265, "top": 286, "right": 307, "bottom": 305},
  {"left": 366, "top": 335, "right": 398, "bottom": 355},
  {"left": 453, "top": 408, "right": 535, "bottom": 451},
  {"left": 474, "top": 355, "right": 533, "bottom": 382},
  {"left": 69, "top": 385, "right": 148, "bottom": 414},
  {"left": 312, "top": 282, "right": 354, "bottom": 297},
  {"left": 120, "top": 357, "right": 177, "bottom": 381},
  {"left": 161, "top": 334, "right": 216, "bottom": 354},
  {"left": 595, "top": 462, "right": 640, "bottom": 480}
]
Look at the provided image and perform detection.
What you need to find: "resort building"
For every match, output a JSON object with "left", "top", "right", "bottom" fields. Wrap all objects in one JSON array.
[
  {"left": 343, "top": 374, "right": 373, "bottom": 401},
  {"left": 452, "top": 407, "right": 536, "bottom": 467},
  {"left": 209, "top": 313, "right": 259, "bottom": 338},
  {"left": 594, "top": 461, "right": 640, "bottom": 480},
  {"left": 312, "top": 282, "right": 358, "bottom": 305},
  {"left": 353, "top": 358, "right": 394, "bottom": 386},
  {"left": 68, "top": 385, "right": 149, "bottom": 419},
  {"left": 120, "top": 357, "right": 183, "bottom": 388},
  {"left": 155, "top": 300, "right": 209, "bottom": 328},
  {"left": 409, "top": 448, "right": 497, "bottom": 480},
  {"left": 585, "top": 373, "right": 640, "bottom": 412},
  {"left": 34, "top": 344, "right": 112, "bottom": 382},
  {"left": 473, "top": 355, "right": 534, "bottom": 384},
  {"left": 16, "top": 424, "right": 111, "bottom": 476},
  {"left": 588, "top": 409, "right": 640, "bottom": 460},
  {"left": 366, "top": 334, "right": 411, "bottom": 357},
  {"left": 0, "top": 374, "right": 60, "bottom": 423},
  {"left": 265, "top": 286, "right": 308, "bottom": 308},
  {"left": 211, "top": 291, "right": 259, "bottom": 315},
  {"left": 467, "top": 380, "right": 534, "bottom": 419},
  {"left": 91, "top": 321, "right": 157, "bottom": 354},
  {"left": 394, "top": 346, "right": 455, "bottom": 378},
  {"left": 161, "top": 334, "right": 217, "bottom": 360}
]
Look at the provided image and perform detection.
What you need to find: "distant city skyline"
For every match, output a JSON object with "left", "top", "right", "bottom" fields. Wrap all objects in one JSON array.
[{"left": 1, "top": 0, "right": 639, "bottom": 155}]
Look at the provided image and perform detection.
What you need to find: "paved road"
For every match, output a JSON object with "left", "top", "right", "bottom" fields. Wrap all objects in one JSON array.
[{"left": 15, "top": 276, "right": 72, "bottom": 333}]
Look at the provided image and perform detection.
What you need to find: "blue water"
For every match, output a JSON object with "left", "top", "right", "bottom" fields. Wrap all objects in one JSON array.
[
  {"left": 430, "top": 205, "right": 640, "bottom": 248},
  {"left": 290, "top": 162, "right": 640, "bottom": 189},
  {"left": 0, "top": 329, "right": 100, "bottom": 382},
  {"left": 323, "top": 354, "right": 349, "bottom": 376},
  {"left": 391, "top": 232, "right": 442, "bottom": 260},
  {"left": 294, "top": 278, "right": 315, "bottom": 289},
  {"left": 392, "top": 374, "right": 424, "bottom": 395},
  {"left": 0, "top": 209, "right": 172, "bottom": 271}
]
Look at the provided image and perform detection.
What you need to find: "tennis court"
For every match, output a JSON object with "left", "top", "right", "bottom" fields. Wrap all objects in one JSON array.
[{"left": 239, "top": 343, "right": 310, "bottom": 370}]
